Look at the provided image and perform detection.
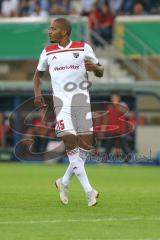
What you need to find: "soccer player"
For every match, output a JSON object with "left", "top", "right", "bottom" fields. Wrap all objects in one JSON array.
[{"left": 34, "top": 18, "right": 104, "bottom": 206}]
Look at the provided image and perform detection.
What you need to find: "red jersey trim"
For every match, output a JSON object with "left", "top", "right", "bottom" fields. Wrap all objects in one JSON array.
[
  {"left": 70, "top": 42, "right": 85, "bottom": 48},
  {"left": 46, "top": 48, "right": 84, "bottom": 55},
  {"left": 45, "top": 45, "right": 59, "bottom": 52},
  {"left": 45, "top": 42, "right": 85, "bottom": 53}
]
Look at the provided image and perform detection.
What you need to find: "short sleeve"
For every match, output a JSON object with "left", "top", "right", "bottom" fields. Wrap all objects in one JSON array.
[
  {"left": 84, "top": 43, "right": 99, "bottom": 64},
  {"left": 37, "top": 49, "right": 48, "bottom": 71}
]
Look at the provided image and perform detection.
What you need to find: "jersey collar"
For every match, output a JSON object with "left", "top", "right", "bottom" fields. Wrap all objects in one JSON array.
[{"left": 58, "top": 40, "right": 72, "bottom": 49}]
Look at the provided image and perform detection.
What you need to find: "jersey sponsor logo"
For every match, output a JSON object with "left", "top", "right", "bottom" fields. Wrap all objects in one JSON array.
[
  {"left": 52, "top": 56, "right": 57, "bottom": 60},
  {"left": 73, "top": 52, "right": 79, "bottom": 58},
  {"left": 54, "top": 65, "right": 80, "bottom": 71}
]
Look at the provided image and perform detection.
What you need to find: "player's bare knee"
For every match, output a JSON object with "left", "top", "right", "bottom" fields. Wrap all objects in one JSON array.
[
  {"left": 79, "top": 141, "right": 93, "bottom": 151},
  {"left": 80, "top": 143, "right": 92, "bottom": 151},
  {"left": 78, "top": 134, "right": 93, "bottom": 150},
  {"left": 62, "top": 134, "right": 78, "bottom": 150}
]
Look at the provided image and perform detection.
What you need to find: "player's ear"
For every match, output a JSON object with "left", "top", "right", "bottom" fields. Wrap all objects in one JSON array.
[{"left": 62, "top": 29, "right": 68, "bottom": 37}]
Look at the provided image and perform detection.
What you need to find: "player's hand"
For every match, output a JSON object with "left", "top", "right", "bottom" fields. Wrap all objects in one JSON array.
[
  {"left": 85, "top": 60, "right": 97, "bottom": 72},
  {"left": 34, "top": 95, "right": 46, "bottom": 108}
]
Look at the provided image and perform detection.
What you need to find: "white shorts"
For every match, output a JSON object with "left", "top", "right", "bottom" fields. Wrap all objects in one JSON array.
[{"left": 54, "top": 105, "right": 93, "bottom": 137}]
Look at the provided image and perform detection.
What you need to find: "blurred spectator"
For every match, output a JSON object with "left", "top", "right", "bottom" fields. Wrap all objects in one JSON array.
[
  {"left": 50, "top": 3, "right": 64, "bottom": 15},
  {"left": 81, "top": 0, "right": 96, "bottom": 16},
  {"left": 30, "top": 2, "right": 48, "bottom": 16},
  {"left": 61, "top": 0, "right": 71, "bottom": 14},
  {"left": 102, "top": 93, "right": 129, "bottom": 135},
  {"left": 39, "top": 0, "right": 50, "bottom": 12},
  {"left": 132, "top": 2, "right": 148, "bottom": 15},
  {"left": 88, "top": 3, "right": 102, "bottom": 29},
  {"left": 1, "top": 0, "right": 18, "bottom": 17},
  {"left": 106, "top": 0, "right": 124, "bottom": 15},
  {"left": 120, "top": 0, "right": 134, "bottom": 14},
  {"left": 99, "top": 93, "right": 134, "bottom": 158},
  {"left": 49, "top": 0, "right": 71, "bottom": 15},
  {"left": 135, "top": 0, "right": 156, "bottom": 12},
  {"left": 90, "top": 3, "right": 115, "bottom": 45},
  {"left": 18, "top": 0, "right": 32, "bottom": 16},
  {"left": 97, "top": 3, "right": 114, "bottom": 43}
]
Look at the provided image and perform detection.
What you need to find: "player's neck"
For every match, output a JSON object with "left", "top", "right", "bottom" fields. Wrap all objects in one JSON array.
[{"left": 58, "top": 38, "right": 71, "bottom": 48}]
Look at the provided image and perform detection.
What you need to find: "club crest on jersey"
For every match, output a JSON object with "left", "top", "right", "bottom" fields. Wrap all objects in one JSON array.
[{"left": 73, "top": 52, "right": 79, "bottom": 58}]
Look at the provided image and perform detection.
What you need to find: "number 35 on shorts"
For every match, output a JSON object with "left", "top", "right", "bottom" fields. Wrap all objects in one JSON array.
[{"left": 56, "top": 120, "right": 65, "bottom": 130}]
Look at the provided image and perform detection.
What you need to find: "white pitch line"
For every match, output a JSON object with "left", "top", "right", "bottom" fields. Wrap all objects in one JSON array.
[
  {"left": 76, "top": 239, "right": 160, "bottom": 240},
  {"left": 0, "top": 217, "right": 160, "bottom": 225}
]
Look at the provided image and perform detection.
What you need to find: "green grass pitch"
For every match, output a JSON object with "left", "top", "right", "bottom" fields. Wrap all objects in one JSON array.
[{"left": 0, "top": 163, "right": 160, "bottom": 240}]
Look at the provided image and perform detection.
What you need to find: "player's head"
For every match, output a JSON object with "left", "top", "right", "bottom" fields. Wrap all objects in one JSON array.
[{"left": 48, "top": 18, "right": 72, "bottom": 43}]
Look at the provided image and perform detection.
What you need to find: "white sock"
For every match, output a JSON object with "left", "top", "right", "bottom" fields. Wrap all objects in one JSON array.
[
  {"left": 78, "top": 148, "right": 93, "bottom": 192},
  {"left": 79, "top": 147, "right": 92, "bottom": 162},
  {"left": 62, "top": 148, "right": 79, "bottom": 186},
  {"left": 66, "top": 147, "right": 92, "bottom": 193},
  {"left": 62, "top": 164, "right": 74, "bottom": 186},
  {"left": 74, "top": 160, "right": 92, "bottom": 193}
]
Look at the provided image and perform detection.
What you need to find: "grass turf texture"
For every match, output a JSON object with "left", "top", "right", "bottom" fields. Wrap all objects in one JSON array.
[{"left": 0, "top": 163, "right": 160, "bottom": 240}]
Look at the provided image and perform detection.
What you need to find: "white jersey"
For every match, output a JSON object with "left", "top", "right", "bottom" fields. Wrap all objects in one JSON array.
[{"left": 37, "top": 41, "right": 98, "bottom": 107}]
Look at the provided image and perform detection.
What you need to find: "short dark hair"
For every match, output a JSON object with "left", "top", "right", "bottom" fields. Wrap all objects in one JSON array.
[{"left": 54, "top": 18, "right": 72, "bottom": 36}]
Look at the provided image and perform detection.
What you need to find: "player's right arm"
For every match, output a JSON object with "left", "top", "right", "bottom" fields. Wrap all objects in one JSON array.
[
  {"left": 34, "top": 70, "right": 46, "bottom": 108},
  {"left": 33, "top": 49, "right": 48, "bottom": 108}
]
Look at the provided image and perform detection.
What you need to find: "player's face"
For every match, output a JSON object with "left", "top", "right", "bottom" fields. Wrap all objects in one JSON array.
[{"left": 48, "top": 21, "right": 64, "bottom": 43}]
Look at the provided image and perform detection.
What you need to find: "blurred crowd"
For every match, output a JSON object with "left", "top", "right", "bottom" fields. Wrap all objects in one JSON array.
[
  {"left": 0, "top": 0, "right": 160, "bottom": 18},
  {"left": 0, "top": 0, "right": 160, "bottom": 45}
]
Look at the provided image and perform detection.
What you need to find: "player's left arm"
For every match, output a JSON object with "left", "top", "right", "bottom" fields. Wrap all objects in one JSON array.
[
  {"left": 84, "top": 43, "right": 104, "bottom": 78},
  {"left": 85, "top": 60, "right": 104, "bottom": 77}
]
